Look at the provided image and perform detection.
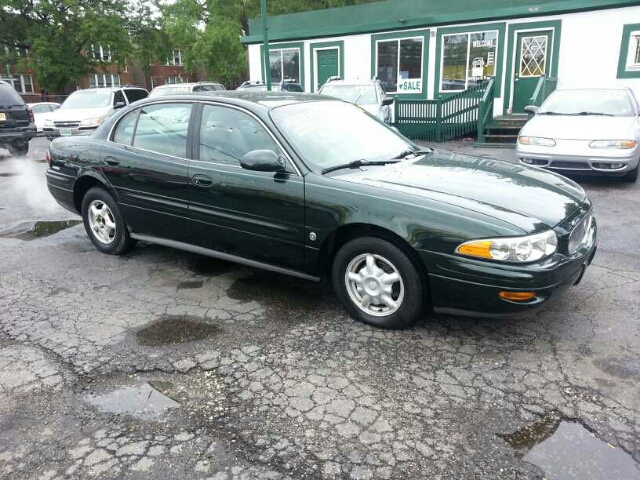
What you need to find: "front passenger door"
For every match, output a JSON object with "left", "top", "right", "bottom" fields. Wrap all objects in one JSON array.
[{"left": 187, "top": 103, "right": 305, "bottom": 270}]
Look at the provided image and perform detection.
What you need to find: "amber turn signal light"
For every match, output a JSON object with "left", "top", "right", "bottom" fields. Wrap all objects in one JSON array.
[{"left": 499, "top": 291, "right": 536, "bottom": 302}]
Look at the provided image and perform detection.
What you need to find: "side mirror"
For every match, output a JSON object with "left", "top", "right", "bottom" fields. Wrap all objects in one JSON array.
[
  {"left": 240, "top": 149, "right": 286, "bottom": 173},
  {"left": 524, "top": 105, "right": 539, "bottom": 115},
  {"left": 382, "top": 96, "right": 394, "bottom": 106},
  {"left": 114, "top": 101, "right": 126, "bottom": 109}
]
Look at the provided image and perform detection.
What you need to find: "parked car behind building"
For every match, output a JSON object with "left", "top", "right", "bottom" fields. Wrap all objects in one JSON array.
[
  {"left": 0, "top": 80, "right": 36, "bottom": 156},
  {"left": 517, "top": 87, "right": 640, "bottom": 182},
  {"left": 43, "top": 87, "right": 148, "bottom": 137}
]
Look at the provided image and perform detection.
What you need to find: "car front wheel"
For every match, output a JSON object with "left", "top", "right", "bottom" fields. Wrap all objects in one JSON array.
[
  {"left": 332, "top": 237, "right": 424, "bottom": 329},
  {"left": 81, "top": 187, "right": 135, "bottom": 255},
  {"left": 625, "top": 163, "right": 639, "bottom": 183}
]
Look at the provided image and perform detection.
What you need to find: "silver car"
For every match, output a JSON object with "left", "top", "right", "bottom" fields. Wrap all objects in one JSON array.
[
  {"left": 318, "top": 78, "right": 393, "bottom": 124},
  {"left": 516, "top": 87, "right": 640, "bottom": 182}
]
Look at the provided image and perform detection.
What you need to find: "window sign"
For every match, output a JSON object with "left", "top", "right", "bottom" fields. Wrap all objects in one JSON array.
[
  {"left": 376, "top": 37, "right": 423, "bottom": 93},
  {"left": 442, "top": 30, "right": 498, "bottom": 91},
  {"left": 627, "top": 32, "right": 640, "bottom": 68},
  {"left": 269, "top": 48, "right": 301, "bottom": 84}
]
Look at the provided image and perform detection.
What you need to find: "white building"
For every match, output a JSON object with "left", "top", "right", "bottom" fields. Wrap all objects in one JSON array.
[{"left": 242, "top": 0, "right": 640, "bottom": 142}]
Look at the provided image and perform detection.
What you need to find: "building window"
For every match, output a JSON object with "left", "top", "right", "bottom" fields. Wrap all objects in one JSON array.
[
  {"left": 616, "top": 23, "right": 640, "bottom": 78},
  {"left": 90, "top": 45, "right": 111, "bottom": 62},
  {"left": 11, "top": 75, "right": 33, "bottom": 94},
  {"left": 269, "top": 48, "right": 301, "bottom": 84},
  {"left": 375, "top": 37, "right": 423, "bottom": 94},
  {"left": 163, "top": 76, "right": 186, "bottom": 84},
  {"left": 441, "top": 30, "right": 497, "bottom": 92},
  {"left": 150, "top": 76, "right": 158, "bottom": 89},
  {"left": 89, "top": 74, "right": 121, "bottom": 88},
  {"left": 166, "top": 50, "right": 183, "bottom": 66}
]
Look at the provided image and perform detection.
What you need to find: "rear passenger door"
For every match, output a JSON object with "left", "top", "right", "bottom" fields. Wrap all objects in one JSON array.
[
  {"left": 100, "top": 102, "right": 195, "bottom": 241},
  {"left": 187, "top": 103, "right": 305, "bottom": 270}
]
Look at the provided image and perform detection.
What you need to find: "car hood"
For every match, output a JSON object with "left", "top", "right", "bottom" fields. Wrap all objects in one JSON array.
[
  {"left": 336, "top": 149, "right": 587, "bottom": 231},
  {"left": 522, "top": 115, "right": 636, "bottom": 140},
  {"left": 46, "top": 107, "right": 112, "bottom": 122},
  {"left": 359, "top": 104, "right": 379, "bottom": 116}
]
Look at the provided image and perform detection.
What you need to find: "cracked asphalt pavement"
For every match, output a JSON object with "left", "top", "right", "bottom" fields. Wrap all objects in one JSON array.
[{"left": 0, "top": 138, "right": 639, "bottom": 479}]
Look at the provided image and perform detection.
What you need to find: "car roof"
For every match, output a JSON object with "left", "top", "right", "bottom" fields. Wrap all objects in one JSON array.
[
  {"left": 321, "top": 79, "right": 377, "bottom": 86},
  {"left": 74, "top": 87, "right": 146, "bottom": 93},
  {"left": 133, "top": 91, "right": 331, "bottom": 111},
  {"left": 155, "top": 82, "right": 222, "bottom": 88}
]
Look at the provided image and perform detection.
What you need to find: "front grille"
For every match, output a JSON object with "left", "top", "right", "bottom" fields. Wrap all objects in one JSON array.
[
  {"left": 54, "top": 121, "right": 80, "bottom": 128},
  {"left": 568, "top": 211, "right": 594, "bottom": 254},
  {"left": 550, "top": 160, "right": 590, "bottom": 170}
]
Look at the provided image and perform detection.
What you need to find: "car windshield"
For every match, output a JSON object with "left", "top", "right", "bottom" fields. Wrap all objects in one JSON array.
[
  {"left": 149, "top": 86, "right": 192, "bottom": 97},
  {"left": 319, "top": 84, "right": 378, "bottom": 105},
  {"left": 539, "top": 89, "right": 636, "bottom": 117},
  {"left": 270, "top": 101, "right": 413, "bottom": 171},
  {"left": 61, "top": 90, "right": 112, "bottom": 109}
]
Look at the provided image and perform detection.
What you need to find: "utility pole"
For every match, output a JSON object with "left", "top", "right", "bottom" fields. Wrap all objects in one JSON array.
[{"left": 261, "top": 0, "right": 272, "bottom": 91}]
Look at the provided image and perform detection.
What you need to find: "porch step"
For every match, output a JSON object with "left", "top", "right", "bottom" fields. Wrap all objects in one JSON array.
[{"left": 482, "top": 114, "right": 527, "bottom": 145}]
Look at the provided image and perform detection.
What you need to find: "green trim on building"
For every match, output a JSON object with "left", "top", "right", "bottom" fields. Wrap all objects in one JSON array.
[
  {"left": 617, "top": 22, "right": 640, "bottom": 78},
  {"left": 260, "top": 41, "right": 306, "bottom": 90},
  {"left": 242, "top": 0, "right": 637, "bottom": 44},
  {"left": 309, "top": 40, "right": 345, "bottom": 92},
  {"left": 503, "top": 19, "right": 562, "bottom": 114},
  {"left": 433, "top": 22, "right": 507, "bottom": 98},
  {"left": 370, "top": 29, "right": 430, "bottom": 99}
]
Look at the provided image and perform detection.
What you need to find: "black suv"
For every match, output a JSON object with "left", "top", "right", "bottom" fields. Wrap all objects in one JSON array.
[{"left": 0, "top": 80, "right": 36, "bottom": 156}]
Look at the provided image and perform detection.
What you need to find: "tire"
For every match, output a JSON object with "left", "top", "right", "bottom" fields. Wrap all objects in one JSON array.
[
  {"left": 624, "top": 163, "right": 639, "bottom": 183},
  {"left": 81, "top": 187, "right": 134, "bottom": 255},
  {"left": 7, "top": 140, "right": 28, "bottom": 157},
  {"left": 332, "top": 236, "right": 424, "bottom": 329}
]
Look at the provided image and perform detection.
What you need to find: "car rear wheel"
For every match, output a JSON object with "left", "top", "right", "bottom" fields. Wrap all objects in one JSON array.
[
  {"left": 332, "top": 237, "right": 424, "bottom": 329},
  {"left": 624, "top": 163, "right": 639, "bottom": 183},
  {"left": 81, "top": 187, "right": 135, "bottom": 255},
  {"left": 7, "top": 140, "right": 28, "bottom": 157}
]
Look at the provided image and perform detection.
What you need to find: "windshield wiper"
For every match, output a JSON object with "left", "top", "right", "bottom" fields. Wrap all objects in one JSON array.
[
  {"left": 392, "top": 148, "right": 432, "bottom": 160},
  {"left": 321, "top": 159, "right": 400, "bottom": 175},
  {"left": 538, "top": 111, "right": 566, "bottom": 115},
  {"left": 570, "top": 111, "right": 615, "bottom": 117}
]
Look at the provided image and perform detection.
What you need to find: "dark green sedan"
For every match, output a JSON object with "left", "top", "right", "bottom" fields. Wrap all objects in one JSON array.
[{"left": 46, "top": 92, "right": 597, "bottom": 329}]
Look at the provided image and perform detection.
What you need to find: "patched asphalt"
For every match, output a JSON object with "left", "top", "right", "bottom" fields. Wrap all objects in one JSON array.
[{"left": 0, "top": 138, "right": 639, "bottom": 479}]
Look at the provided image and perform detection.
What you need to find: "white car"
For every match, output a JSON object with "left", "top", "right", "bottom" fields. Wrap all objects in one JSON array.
[
  {"left": 149, "top": 82, "right": 225, "bottom": 97},
  {"left": 318, "top": 78, "right": 393, "bottom": 124},
  {"left": 42, "top": 87, "right": 148, "bottom": 137},
  {"left": 27, "top": 102, "right": 60, "bottom": 133},
  {"left": 517, "top": 87, "right": 640, "bottom": 182}
]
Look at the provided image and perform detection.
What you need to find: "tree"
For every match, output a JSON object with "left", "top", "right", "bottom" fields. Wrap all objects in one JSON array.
[{"left": 0, "top": 0, "right": 133, "bottom": 92}]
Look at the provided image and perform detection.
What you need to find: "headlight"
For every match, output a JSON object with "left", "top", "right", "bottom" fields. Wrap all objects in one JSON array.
[
  {"left": 589, "top": 140, "right": 637, "bottom": 149},
  {"left": 456, "top": 230, "right": 558, "bottom": 263},
  {"left": 80, "top": 117, "right": 104, "bottom": 127},
  {"left": 518, "top": 136, "right": 556, "bottom": 147}
]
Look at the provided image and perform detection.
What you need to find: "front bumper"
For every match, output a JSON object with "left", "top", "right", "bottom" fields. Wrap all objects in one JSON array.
[
  {"left": 422, "top": 214, "right": 598, "bottom": 318},
  {"left": 516, "top": 143, "right": 639, "bottom": 176},
  {"left": 43, "top": 126, "right": 97, "bottom": 138},
  {"left": 0, "top": 126, "right": 36, "bottom": 141}
]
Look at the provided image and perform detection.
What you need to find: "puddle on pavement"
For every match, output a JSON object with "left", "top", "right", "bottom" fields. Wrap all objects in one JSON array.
[
  {"left": 0, "top": 172, "right": 21, "bottom": 177},
  {"left": 499, "top": 416, "right": 640, "bottom": 479},
  {"left": 0, "top": 220, "right": 81, "bottom": 240},
  {"left": 85, "top": 382, "right": 181, "bottom": 420},
  {"left": 137, "top": 315, "right": 222, "bottom": 346},
  {"left": 227, "top": 272, "right": 326, "bottom": 322},
  {"left": 177, "top": 280, "right": 204, "bottom": 290}
]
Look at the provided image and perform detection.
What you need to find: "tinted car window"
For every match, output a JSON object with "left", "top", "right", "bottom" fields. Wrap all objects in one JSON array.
[
  {"left": 133, "top": 103, "right": 192, "bottom": 157},
  {"left": 112, "top": 109, "right": 139, "bottom": 145},
  {"left": 113, "top": 90, "right": 126, "bottom": 106},
  {"left": 199, "top": 104, "right": 281, "bottom": 166},
  {"left": 124, "top": 89, "right": 148, "bottom": 103},
  {"left": 0, "top": 84, "right": 25, "bottom": 106}
]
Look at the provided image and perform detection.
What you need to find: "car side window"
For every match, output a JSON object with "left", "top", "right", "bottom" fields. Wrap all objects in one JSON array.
[
  {"left": 114, "top": 90, "right": 126, "bottom": 106},
  {"left": 133, "top": 103, "right": 192, "bottom": 158},
  {"left": 125, "top": 89, "right": 148, "bottom": 104},
  {"left": 199, "top": 104, "right": 283, "bottom": 167},
  {"left": 112, "top": 109, "right": 139, "bottom": 146}
]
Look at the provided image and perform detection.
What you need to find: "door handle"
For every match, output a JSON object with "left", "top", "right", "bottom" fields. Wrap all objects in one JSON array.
[
  {"left": 192, "top": 174, "right": 213, "bottom": 187},
  {"left": 105, "top": 159, "right": 120, "bottom": 166}
]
